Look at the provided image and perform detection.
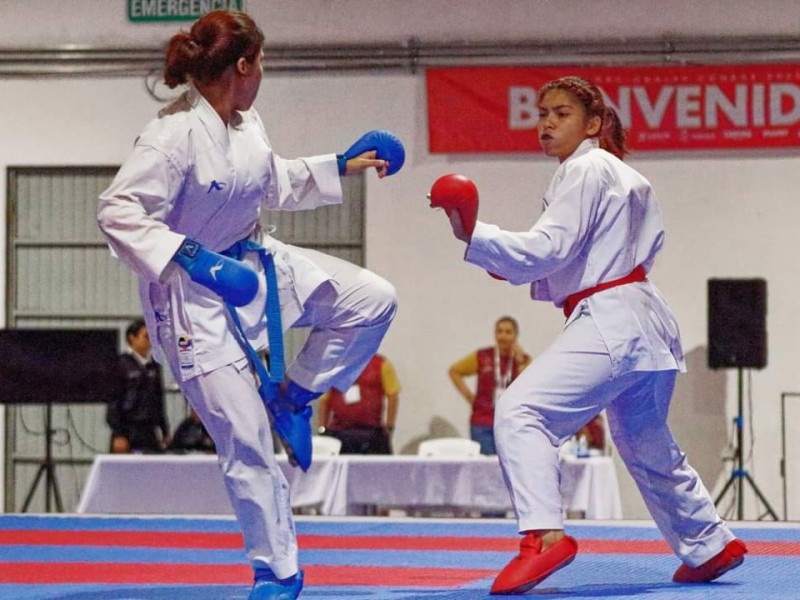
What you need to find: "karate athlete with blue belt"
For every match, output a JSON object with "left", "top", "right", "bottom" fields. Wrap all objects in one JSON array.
[
  {"left": 430, "top": 76, "right": 746, "bottom": 595},
  {"left": 97, "top": 10, "right": 404, "bottom": 600}
]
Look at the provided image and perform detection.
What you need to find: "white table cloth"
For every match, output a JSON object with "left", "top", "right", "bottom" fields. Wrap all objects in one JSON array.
[{"left": 77, "top": 453, "right": 622, "bottom": 519}]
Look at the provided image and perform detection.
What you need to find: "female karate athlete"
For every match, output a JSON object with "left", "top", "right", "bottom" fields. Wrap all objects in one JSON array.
[
  {"left": 98, "top": 10, "right": 402, "bottom": 600},
  {"left": 430, "top": 76, "right": 746, "bottom": 594}
]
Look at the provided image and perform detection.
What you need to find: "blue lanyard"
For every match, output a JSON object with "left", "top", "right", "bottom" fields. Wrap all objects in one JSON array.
[{"left": 222, "top": 240, "right": 284, "bottom": 402}]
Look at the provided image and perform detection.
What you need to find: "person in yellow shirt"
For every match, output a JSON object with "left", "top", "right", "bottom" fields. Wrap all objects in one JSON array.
[
  {"left": 317, "top": 354, "right": 400, "bottom": 454},
  {"left": 449, "top": 316, "right": 532, "bottom": 454}
]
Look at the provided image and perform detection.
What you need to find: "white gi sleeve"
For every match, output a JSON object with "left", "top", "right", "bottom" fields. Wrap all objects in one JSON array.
[
  {"left": 97, "top": 145, "right": 186, "bottom": 282},
  {"left": 267, "top": 154, "right": 343, "bottom": 211},
  {"left": 250, "top": 110, "right": 343, "bottom": 211},
  {"left": 465, "top": 158, "right": 604, "bottom": 285}
]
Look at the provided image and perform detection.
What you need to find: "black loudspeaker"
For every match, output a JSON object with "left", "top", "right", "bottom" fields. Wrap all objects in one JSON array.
[{"left": 708, "top": 278, "right": 767, "bottom": 369}]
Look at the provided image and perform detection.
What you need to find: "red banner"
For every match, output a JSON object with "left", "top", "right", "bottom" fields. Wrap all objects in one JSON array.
[{"left": 426, "top": 64, "right": 800, "bottom": 153}]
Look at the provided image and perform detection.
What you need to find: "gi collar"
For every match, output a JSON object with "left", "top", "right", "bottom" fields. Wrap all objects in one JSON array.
[
  {"left": 566, "top": 138, "right": 600, "bottom": 163},
  {"left": 186, "top": 83, "right": 240, "bottom": 148}
]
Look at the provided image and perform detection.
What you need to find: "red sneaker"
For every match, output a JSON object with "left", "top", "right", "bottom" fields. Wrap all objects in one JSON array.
[
  {"left": 490, "top": 533, "right": 578, "bottom": 595},
  {"left": 672, "top": 539, "right": 748, "bottom": 583}
]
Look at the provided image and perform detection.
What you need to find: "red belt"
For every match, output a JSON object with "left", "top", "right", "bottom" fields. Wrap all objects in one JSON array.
[{"left": 562, "top": 265, "right": 647, "bottom": 318}]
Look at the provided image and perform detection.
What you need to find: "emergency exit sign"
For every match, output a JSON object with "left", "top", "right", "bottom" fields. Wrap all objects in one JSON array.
[{"left": 128, "top": 0, "right": 244, "bottom": 22}]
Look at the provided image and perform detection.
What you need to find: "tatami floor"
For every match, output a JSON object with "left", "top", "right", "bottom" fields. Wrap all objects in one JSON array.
[{"left": 0, "top": 514, "right": 797, "bottom": 599}]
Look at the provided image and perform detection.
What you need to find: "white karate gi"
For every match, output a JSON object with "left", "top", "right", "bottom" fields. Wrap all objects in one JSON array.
[
  {"left": 97, "top": 86, "right": 396, "bottom": 578},
  {"left": 465, "top": 139, "right": 732, "bottom": 567}
]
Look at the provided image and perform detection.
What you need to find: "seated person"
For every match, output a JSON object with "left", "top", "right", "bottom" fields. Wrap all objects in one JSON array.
[
  {"left": 317, "top": 353, "right": 399, "bottom": 454},
  {"left": 106, "top": 318, "right": 169, "bottom": 453},
  {"left": 169, "top": 408, "right": 216, "bottom": 454},
  {"left": 578, "top": 414, "right": 606, "bottom": 453},
  {"left": 563, "top": 414, "right": 607, "bottom": 458}
]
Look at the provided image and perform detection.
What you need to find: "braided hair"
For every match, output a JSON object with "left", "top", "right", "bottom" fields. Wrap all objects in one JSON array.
[{"left": 538, "top": 76, "right": 629, "bottom": 159}]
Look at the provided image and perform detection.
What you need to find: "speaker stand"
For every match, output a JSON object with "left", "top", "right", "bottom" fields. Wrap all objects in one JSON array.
[
  {"left": 20, "top": 404, "right": 63, "bottom": 513},
  {"left": 714, "top": 368, "right": 778, "bottom": 520}
]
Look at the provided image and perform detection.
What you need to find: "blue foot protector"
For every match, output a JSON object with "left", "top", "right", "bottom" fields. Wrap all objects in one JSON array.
[
  {"left": 268, "top": 402, "right": 313, "bottom": 471},
  {"left": 266, "top": 382, "right": 318, "bottom": 472},
  {"left": 249, "top": 567, "right": 304, "bottom": 600}
]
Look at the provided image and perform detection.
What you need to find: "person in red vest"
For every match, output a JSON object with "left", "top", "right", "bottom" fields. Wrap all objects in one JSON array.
[
  {"left": 316, "top": 354, "right": 400, "bottom": 454},
  {"left": 448, "top": 316, "right": 532, "bottom": 455}
]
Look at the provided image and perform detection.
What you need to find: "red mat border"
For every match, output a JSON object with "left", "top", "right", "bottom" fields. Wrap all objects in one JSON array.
[
  {"left": 0, "top": 562, "right": 495, "bottom": 587},
  {"left": 1, "top": 530, "right": 798, "bottom": 557}
]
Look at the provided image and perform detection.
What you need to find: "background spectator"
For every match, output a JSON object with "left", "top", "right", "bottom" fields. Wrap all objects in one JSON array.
[
  {"left": 106, "top": 318, "right": 169, "bottom": 453},
  {"left": 449, "top": 316, "right": 532, "bottom": 455},
  {"left": 317, "top": 353, "right": 400, "bottom": 454},
  {"left": 169, "top": 408, "right": 216, "bottom": 454},
  {"left": 577, "top": 415, "right": 606, "bottom": 453}
]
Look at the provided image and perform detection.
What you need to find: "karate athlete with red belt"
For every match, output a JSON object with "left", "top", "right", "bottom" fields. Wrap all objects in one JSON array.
[
  {"left": 98, "top": 10, "right": 404, "bottom": 600},
  {"left": 430, "top": 76, "right": 746, "bottom": 595}
]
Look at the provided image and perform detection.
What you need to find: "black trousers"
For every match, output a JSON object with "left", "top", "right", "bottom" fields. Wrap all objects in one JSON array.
[{"left": 327, "top": 426, "right": 391, "bottom": 454}]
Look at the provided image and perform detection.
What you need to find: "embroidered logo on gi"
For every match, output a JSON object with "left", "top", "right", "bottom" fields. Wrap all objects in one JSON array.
[
  {"left": 207, "top": 180, "right": 227, "bottom": 193},
  {"left": 178, "top": 336, "right": 195, "bottom": 371},
  {"left": 179, "top": 238, "right": 200, "bottom": 258},
  {"left": 209, "top": 261, "right": 224, "bottom": 281}
]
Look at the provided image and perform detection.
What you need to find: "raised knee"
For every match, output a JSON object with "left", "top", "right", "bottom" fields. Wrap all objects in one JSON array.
[
  {"left": 369, "top": 275, "right": 397, "bottom": 322},
  {"left": 493, "top": 401, "right": 531, "bottom": 437}
]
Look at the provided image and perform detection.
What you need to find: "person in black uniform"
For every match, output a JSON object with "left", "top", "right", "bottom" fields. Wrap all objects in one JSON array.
[
  {"left": 169, "top": 408, "right": 216, "bottom": 454},
  {"left": 106, "top": 318, "right": 169, "bottom": 453}
]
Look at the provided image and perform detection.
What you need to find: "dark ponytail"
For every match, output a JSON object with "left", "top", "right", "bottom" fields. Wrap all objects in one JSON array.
[
  {"left": 599, "top": 106, "right": 628, "bottom": 160},
  {"left": 538, "top": 76, "right": 629, "bottom": 160},
  {"left": 164, "top": 31, "right": 204, "bottom": 88},
  {"left": 163, "top": 10, "right": 264, "bottom": 89}
]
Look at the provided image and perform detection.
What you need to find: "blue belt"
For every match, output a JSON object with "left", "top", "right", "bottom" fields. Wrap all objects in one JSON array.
[{"left": 221, "top": 239, "right": 284, "bottom": 403}]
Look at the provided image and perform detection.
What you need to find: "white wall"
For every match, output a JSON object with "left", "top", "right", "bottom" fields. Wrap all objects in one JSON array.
[
  {"left": 3, "top": 0, "right": 800, "bottom": 519},
  {"left": 5, "top": 0, "right": 800, "bottom": 45}
]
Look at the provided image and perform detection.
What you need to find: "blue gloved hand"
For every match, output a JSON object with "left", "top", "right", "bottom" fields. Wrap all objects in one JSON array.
[
  {"left": 172, "top": 238, "right": 258, "bottom": 307},
  {"left": 339, "top": 129, "right": 405, "bottom": 176}
]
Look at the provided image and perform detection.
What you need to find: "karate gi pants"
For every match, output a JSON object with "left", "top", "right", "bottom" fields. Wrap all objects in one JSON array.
[
  {"left": 158, "top": 250, "right": 396, "bottom": 578},
  {"left": 494, "top": 310, "right": 734, "bottom": 568}
]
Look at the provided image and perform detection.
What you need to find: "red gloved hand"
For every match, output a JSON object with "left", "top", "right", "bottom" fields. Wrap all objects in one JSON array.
[{"left": 429, "top": 174, "right": 479, "bottom": 237}]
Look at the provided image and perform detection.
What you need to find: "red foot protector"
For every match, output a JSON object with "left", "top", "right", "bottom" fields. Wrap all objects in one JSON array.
[
  {"left": 672, "top": 538, "right": 747, "bottom": 583},
  {"left": 490, "top": 533, "right": 578, "bottom": 595}
]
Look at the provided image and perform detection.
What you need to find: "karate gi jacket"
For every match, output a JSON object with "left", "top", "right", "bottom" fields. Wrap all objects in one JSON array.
[
  {"left": 98, "top": 86, "right": 342, "bottom": 380},
  {"left": 466, "top": 139, "right": 685, "bottom": 377}
]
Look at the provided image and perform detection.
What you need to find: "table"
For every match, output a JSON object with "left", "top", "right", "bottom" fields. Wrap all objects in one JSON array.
[{"left": 77, "top": 453, "right": 622, "bottom": 519}]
